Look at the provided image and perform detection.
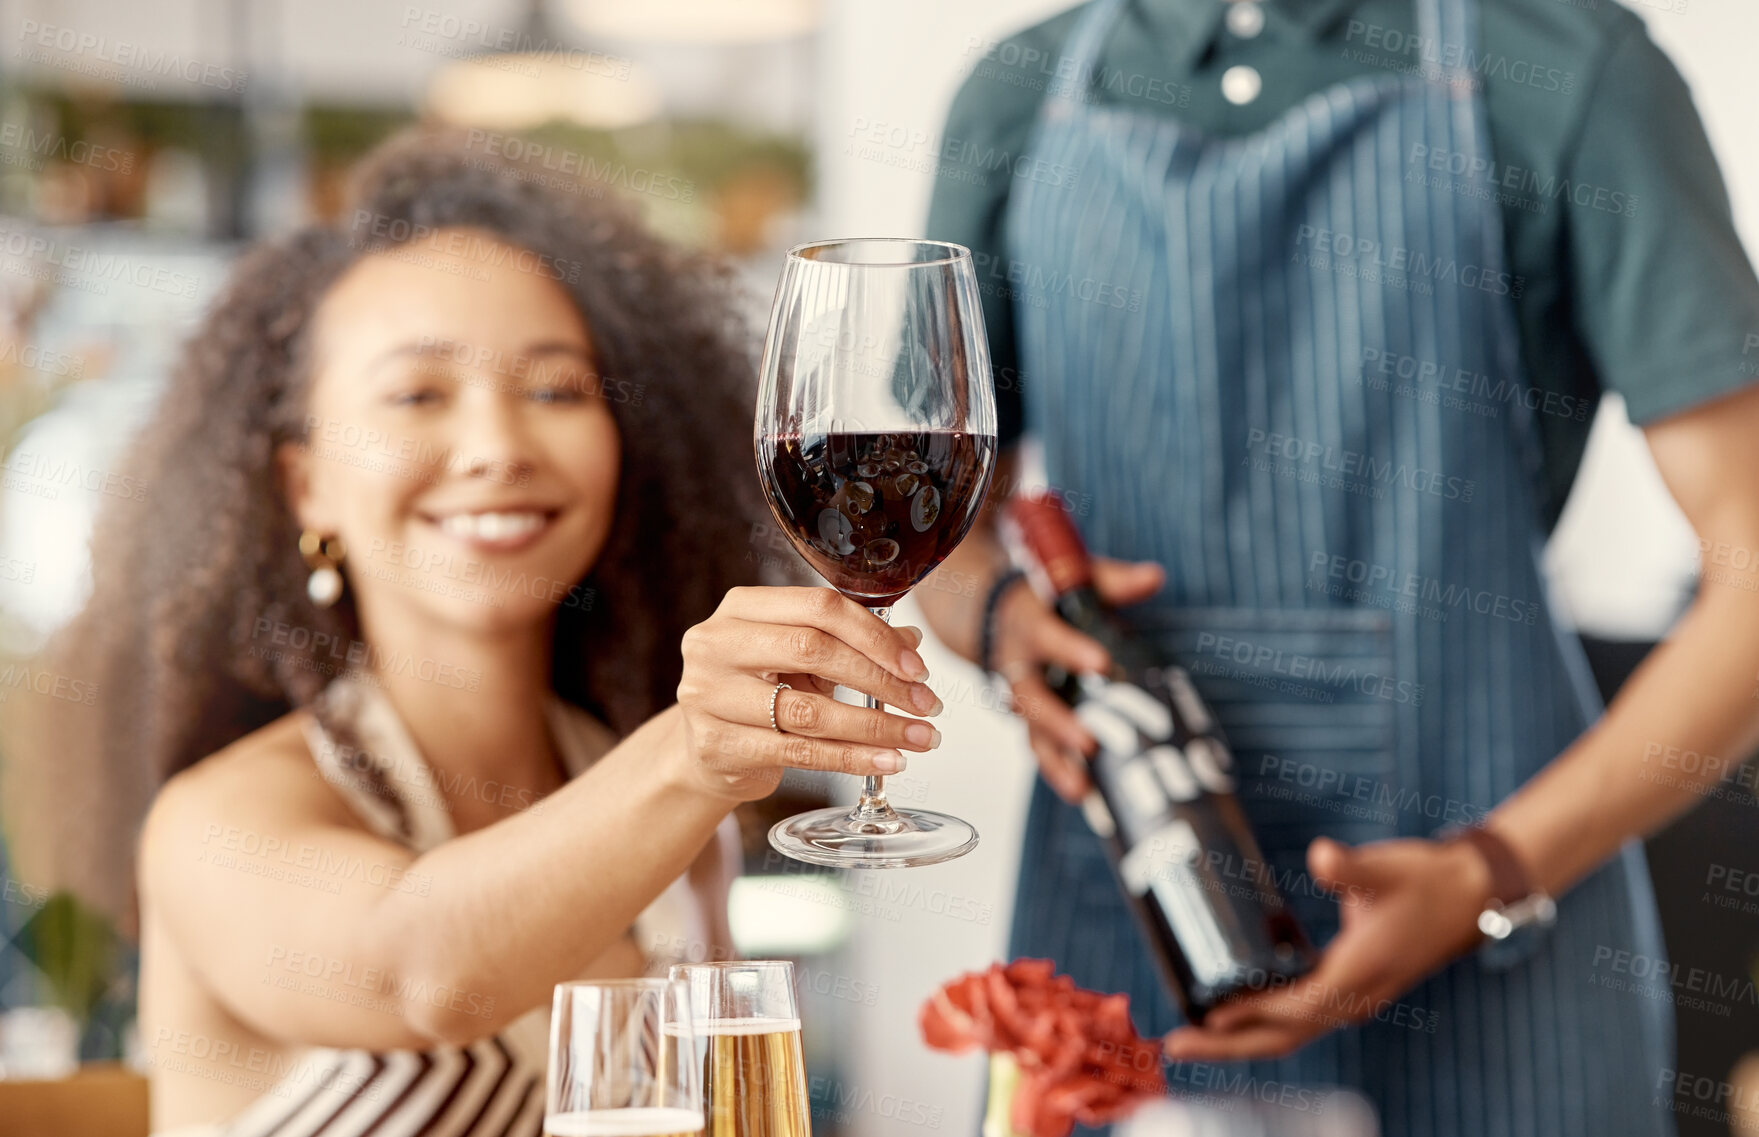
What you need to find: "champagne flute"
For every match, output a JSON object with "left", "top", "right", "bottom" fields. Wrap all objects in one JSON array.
[
  {"left": 668, "top": 961, "right": 809, "bottom": 1137},
  {"left": 755, "top": 238, "right": 998, "bottom": 869},
  {"left": 546, "top": 979, "right": 702, "bottom": 1137}
]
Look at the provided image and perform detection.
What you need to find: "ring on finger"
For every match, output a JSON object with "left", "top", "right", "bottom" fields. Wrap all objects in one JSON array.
[{"left": 768, "top": 680, "right": 793, "bottom": 734}]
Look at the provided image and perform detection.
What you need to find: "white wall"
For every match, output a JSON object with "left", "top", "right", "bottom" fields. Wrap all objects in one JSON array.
[
  {"left": 811, "top": 3, "right": 1759, "bottom": 1136},
  {"left": 1545, "top": 0, "right": 1759, "bottom": 638}
]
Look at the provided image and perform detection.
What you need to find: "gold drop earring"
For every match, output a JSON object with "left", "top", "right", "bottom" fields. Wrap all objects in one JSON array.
[{"left": 299, "top": 530, "right": 347, "bottom": 608}]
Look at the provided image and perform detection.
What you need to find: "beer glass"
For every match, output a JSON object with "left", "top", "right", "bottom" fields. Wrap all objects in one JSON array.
[
  {"left": 668, "top": 961, "right": 809, "bottom": 1137},
  {"left": 546, "top": 979, "right": 703, "bottom": 1137}
]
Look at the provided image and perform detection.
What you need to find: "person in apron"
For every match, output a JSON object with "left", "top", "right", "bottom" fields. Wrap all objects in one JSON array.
[{"left": 918, "top": 0, "right": 1759, "bottom": 1133}]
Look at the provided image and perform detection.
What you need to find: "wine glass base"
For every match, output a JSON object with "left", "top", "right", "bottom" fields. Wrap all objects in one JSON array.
[{"left": 768, "top": 806, "right": 979, "bottom": 869}]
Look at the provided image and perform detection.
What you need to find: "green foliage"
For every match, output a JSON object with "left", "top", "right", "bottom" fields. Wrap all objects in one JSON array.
[{"left": 14, "top": 889, "right": 120, "bottom": 1019}]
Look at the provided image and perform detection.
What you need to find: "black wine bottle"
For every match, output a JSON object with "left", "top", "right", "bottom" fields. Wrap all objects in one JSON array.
[{"left": 1004, "top": 492, "right": 1316, "bottom": 1023}]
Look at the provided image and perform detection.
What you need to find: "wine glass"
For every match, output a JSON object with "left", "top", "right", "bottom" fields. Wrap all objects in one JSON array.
[
  {"left": 754, "top": 238, "right": 998, "bottom": 868},
  {"left": 668, "top": 961, "right": 808, "bottom": 1137},
  {"left": 546, "top": 979, "right": 702, "bottom": 1137}
]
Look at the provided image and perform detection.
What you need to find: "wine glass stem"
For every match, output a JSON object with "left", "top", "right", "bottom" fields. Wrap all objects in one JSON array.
[{"left": 854, "top": 605, "right": 894, "bottom": 821}]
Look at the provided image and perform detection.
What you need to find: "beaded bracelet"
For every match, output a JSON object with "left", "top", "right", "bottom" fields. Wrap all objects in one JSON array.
[{"left": 977, "top": 568, "right": 1028, "bottom": 677}]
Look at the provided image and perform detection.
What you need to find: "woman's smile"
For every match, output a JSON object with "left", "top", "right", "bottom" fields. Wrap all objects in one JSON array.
[{"left": 418, "top": 504, "right": 565, "bottom": 554}]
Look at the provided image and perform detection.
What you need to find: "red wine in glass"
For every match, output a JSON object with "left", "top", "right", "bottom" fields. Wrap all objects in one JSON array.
[
  {"left": 755, "top": 238, "right": 999, "bottom": 869},
  {"left": 759, "top": 430, "right": 996, "bottom": 609}
]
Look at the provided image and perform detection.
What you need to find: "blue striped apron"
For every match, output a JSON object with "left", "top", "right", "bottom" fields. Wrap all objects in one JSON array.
[{"left": 1003, "top": 0, "right": 1675, "bottom": 1132}]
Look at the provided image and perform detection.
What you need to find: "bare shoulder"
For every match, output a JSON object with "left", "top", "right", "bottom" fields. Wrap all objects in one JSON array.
[{"left": 138, "top": 711, "right": 358, "bottom": 894}]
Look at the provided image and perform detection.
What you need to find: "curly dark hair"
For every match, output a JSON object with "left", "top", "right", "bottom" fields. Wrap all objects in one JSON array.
[{"left": 7, "top": 127, "right": 780, "bottom": 921}]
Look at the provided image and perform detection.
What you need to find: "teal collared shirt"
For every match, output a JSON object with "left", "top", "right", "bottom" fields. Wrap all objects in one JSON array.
[{"left": 927, "top": 0, "right": 1759, "bottom": 525}]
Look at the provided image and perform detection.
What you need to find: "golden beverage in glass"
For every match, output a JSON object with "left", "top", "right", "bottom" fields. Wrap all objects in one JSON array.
[
  {"left": 671, "top": 963, "right": 810, "bottom": 1137},
  {"left": 695, "top": 1018, "right": 809, "bottom": 1137}
]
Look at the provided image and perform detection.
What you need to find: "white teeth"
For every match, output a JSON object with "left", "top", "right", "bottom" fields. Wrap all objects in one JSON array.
[{"left": 437, "top": 511, "right": 547, "bottom": 542}]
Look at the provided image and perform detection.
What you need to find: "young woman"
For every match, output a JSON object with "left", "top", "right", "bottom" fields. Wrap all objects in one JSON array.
[{"left": 24, "top": 130, "right": 946, "bottom": 1136}]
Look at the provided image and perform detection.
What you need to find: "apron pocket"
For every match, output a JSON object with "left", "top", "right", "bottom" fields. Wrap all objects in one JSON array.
[{"left": 1127, "top": 605, "right": 1404, "bottom": 944}]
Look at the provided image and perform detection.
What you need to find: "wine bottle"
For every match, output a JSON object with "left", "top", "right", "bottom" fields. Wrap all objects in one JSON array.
[{"left": 1004, "top": 493, "right": 1316, "bottom": 1023}]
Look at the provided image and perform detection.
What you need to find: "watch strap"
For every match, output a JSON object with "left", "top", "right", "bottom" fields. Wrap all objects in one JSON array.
[
  {"left": 1444, "top": 823, "right": 1558, "bottom": 950},
  {"left": 1447, "top": 824, "right": 1533, "bottom": 909}
]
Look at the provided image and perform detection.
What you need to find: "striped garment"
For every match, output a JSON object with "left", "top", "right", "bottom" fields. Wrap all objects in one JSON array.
[
  {"left": 214, "top": 1038, "right": 545, "bottom": 1137},
  {"left": 159, "top": 673, "right": 735, "bottom": 1137}
]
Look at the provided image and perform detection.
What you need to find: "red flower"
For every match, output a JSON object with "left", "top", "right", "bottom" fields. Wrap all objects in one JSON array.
[{"left": 919, "top": 960, "right": 1166, "bottom": 1137}]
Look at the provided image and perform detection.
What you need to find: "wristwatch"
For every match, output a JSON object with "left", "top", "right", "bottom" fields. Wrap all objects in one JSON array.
[{"left": 1443, "top": 824, "right": 1557, "bottom": 943}]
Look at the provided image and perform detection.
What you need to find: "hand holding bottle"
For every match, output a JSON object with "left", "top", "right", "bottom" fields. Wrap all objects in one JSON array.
[
  {"left": 1161, "top": 836, "right": 1491, "bottom": 1059},
  {"left": 998, "top": 492, "right": 1317, "bottom": 1022},
  {"left": 987, "top": 558, "right": 1165, "bottom": 802}
]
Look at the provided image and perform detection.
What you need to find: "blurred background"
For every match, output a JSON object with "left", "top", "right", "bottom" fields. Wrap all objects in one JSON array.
[{"left": 0, "top": 0, "right": 1755, "bottom": 1134}]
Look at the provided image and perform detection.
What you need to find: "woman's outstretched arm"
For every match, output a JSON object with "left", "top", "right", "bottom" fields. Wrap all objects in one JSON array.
[{"left": 140, "top": 587, "right": 945, "bottom": 1048}]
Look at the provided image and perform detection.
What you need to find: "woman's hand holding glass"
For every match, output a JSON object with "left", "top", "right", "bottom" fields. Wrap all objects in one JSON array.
[{"left": 673, "top": 585, "right": 945, "bottom": 802}]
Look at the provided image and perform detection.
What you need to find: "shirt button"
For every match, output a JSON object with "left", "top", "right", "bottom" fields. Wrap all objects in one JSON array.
[
  {"left": 1225, "top": 1, "right": 1265, "bottom": 38},
  {"left": 1222, "top": 64, "right": 1262, "bottom": 105}
]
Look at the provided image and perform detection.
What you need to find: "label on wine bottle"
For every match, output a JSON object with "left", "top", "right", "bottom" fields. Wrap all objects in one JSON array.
[
  {"left": 1148, "top": 745, "right": 1201, "bottom": 803},
  {"left": 1115, "top": 760, "right": 1167, "bottom": 822},
  {"left": 1183, "top": 736, "right": 1236, "bottom": 794},
  {"left": 1081, "top": 791, "right": 1118, "bottom": 839},
  {"left": 1075, "top": 702, "right": 1136, "bottom": 757},
  {"left": 1165, "top": 668, "right": 1214, "bottom": 736},
  {"left": 1075, "top": 674, "right": 1175, "bottom": 749},
  {"left": 1094, "top": 679, "right": 1173, "bottom": 743},
  {"left": 1118, "top": 818, "right": 1201, "bottom": 896}
]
